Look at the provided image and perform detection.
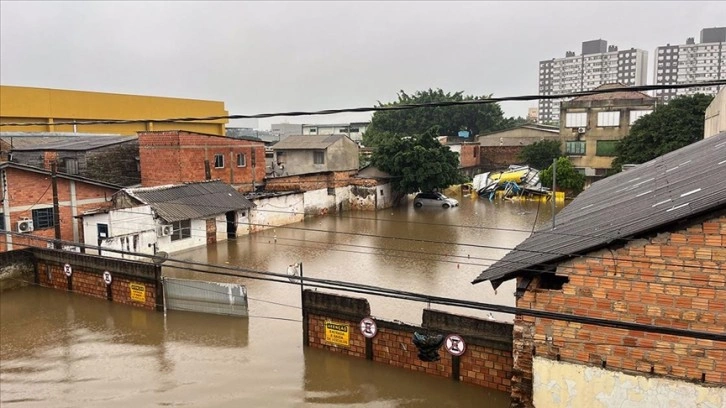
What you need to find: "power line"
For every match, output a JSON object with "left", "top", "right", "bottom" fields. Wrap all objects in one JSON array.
[
  {"left": 5, "top": 233, "right": 726, "bottom": 343},
  {"left": 2, "top": 81, "right": 725, "bottom": 128}
]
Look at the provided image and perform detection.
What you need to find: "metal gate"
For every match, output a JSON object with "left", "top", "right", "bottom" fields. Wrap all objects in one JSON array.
[{"left": 163, "top": 277, "right": 248, "bottom": 317}]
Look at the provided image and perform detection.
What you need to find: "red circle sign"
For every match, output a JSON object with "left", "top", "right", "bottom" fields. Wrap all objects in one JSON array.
[
  {"left": 359, "top": 317, "right": 378, "bottom": 339},
  {"left": 444, "top": 334, "right": 466, "bottom": 356}
]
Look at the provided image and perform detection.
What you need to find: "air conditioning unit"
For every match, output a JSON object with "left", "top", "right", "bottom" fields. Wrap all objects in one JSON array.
[
  {"left": 577, "top": 127, "right": 587, "bottom": 134},
  {"left": 158, "top": 224, "right": 173, "bottom": 237},
  {"left": 17, "top": 219, "right": 34, "bottom": 233}
]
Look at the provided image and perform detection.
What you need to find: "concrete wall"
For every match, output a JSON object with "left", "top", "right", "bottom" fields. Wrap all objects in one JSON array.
[
  {"left": 510, "top": 214, "right": 726, "bottom": 407},
  {"left": 704, "top": 87, "right": 726, "bottom": 138},
  {"left": 0, "top": 85, "right": 227, "bottom": 135},
  {"left": 138, "top": 131, "right": 266, "bottom": 190},
  {"left": 248, "top": 192, "right": 305, "bottom": 233},
  {"left": 533, "top": 357, "right": 726, "bottom": 408},
  {"left": 303, "top": 290, "right": 513, "bottom": 392},
  {"left": 275, "top": 138, "right": 359, "bottom": 176},
  {"left": 478, "top": 128, "right": 560, "bottom": 147},
  {"left": 480, "top": 146, "right": 525, "bottom": 171},
  {"left": 1, "top": 166, "right": 116, "bottom": 252}
]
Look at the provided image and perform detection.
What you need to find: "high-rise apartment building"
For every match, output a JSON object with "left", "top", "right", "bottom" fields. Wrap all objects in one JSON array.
[
  {"left": 654, "top": 27, "right": 726, "bottom": 101},
  {"left": 538, "top": 40, "right": 648, "bottom": 123}
]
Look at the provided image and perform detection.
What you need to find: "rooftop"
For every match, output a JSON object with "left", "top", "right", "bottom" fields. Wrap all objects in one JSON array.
[
  {"left": 473, "top": 132, "right": 726, "bottom": 288},
  {"left": 1, "top": 133, "right": 135, "bottom": 151},
  {"left": 0, "top": 161, "right": 122, "bottom": 190},
  {"left": 272, "top": 135, "right": 349, "bottom": 150},
  {"left": 570, "top": 83, "right": 655, "bottom": 102},
  {"left": 124, "top": 180, "right": 255, "bottom": 223}
]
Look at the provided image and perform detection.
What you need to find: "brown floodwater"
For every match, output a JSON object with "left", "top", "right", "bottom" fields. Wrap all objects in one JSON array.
[{"left": 1, "top": 195, "right": 558, "bottom": 407}]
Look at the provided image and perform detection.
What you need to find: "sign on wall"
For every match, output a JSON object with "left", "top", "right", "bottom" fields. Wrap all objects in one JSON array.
[
  {"left": 129, "top": 282, "right": 146, "bottom": 302},
  {"left": 324, "top": 321, "right": 350, "bottom": 347}
]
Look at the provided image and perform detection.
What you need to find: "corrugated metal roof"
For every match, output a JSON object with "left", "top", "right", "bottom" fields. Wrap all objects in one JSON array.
[
  {"left": 272, "top": 135, "right": 345, "bottom": 150},
  {"left": 2, "top": 133, "right": 135, "bottom": 151},
  {"left": 570, "top": 83, "right": 655, "bottom": 102},
  {"left": 124, "top": 180, "right": 255, "bottom": 223},
  {"left": 473, "top": 132, "right": 726, "bottom": 287}
]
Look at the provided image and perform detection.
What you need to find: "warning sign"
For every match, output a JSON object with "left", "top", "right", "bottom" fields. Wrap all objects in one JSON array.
[
  {"left": 129, "top": 282, "right": 146, "bottom": 302},
  {"left": 324, "top": 321, "right": 350, "bottom": 347}
]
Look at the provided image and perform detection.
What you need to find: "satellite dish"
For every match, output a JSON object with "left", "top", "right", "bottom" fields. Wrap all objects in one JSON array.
[{"left": 152, "top": 251, "right": 169, "bottom": 265}]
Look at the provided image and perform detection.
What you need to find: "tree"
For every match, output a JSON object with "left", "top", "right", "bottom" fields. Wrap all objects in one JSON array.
[
  {"left": 612, "top": 94, "right": 713, "bottom": 171},
  {"left": 517, "top": 140, "right": 563, "bottom": 170},
  {"left": 371, "top": 130, "right": 466, "bottom": 195},
  {"left": 540, "top": 157, "right": 585, "bottom": 194},
  {"left": 363, "top": 89, "right": 512, "bottom": 147}
]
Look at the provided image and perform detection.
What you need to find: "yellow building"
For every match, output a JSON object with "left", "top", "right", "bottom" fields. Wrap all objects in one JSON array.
[{"left": 0, "top": 85, "right": 228, "bottom": 135}]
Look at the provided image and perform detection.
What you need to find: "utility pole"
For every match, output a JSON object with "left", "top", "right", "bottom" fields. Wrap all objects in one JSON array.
[
  {"left": 51, "top": 162, "right": 61, "bottom": 248},
  {"left": 552, "top": 158, "right": 557, "bottom": 230}
]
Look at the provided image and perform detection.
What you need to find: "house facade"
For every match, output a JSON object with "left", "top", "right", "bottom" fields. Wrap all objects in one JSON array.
[
  {"left": 271, "top": 135, "right": 359, "bottom": 177},
  {"left": 560, "top": 83, "right": 657, "bottom": 184},
  {"left": 474, "top": 133, "right": 726, "bottom": 407},
  {"left": 3, "top": 133, "right": 140, "bottom": 186},
  {"left": 138, "top": 130, "right": 266, "bottom": 191},
  {"left": 705, "top": 86, "right": 726, "bottom": 138},
  {"left": 0, "top": 162, "right": 120, "bottom": 252},
  {"left": 301, "top": 122, "right": 369, "bottom": 142},
  {"left": 81, "top": 180, "right": 255, "bottom": 260},
  {"left": 477, "top": 124, "right": 560, "bottom": 171}
]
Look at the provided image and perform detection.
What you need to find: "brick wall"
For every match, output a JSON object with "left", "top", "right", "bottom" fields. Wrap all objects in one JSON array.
[
  {"left": 511, "top": 214, "right": 726, "bottom": 407},
  {"left": 1, "top": 167, "right": 116, "bottom": 252},
  {"left": 265, "top": 170, "right": 359, "bottom": 192},
  {"left": 459, "top": 143, "right": 480, "bottom": 169},
  {"left": 303, "top": 290, "right": 513, "bottom": 392},
  {"left": 29, "top": 248, "right": 159, "bottom": 310},
  {"left": 480, "top": 146, "right": 524, "bottom": 171},
  {"left": 138, "top": 131, "right": 266, "bottom": 190}
]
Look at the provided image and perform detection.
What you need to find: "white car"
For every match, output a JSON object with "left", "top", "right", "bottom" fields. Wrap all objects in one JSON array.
[{"left": 413, "top": 192, "right": 459, "bottom": 208}]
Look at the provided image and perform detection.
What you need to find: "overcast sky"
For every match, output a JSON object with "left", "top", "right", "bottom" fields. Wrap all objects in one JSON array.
[{"left": 1, "top": 1, "right": 724, "bottom": 129}]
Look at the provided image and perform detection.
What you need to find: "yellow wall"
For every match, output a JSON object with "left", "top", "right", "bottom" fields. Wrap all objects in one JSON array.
[{"left": 0, "top": 85, "right": 228, "bottom": 135}]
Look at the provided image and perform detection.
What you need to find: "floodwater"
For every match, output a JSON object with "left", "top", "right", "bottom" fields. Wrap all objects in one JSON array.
[{"left": 1, "top": 195, "right": 558, "bottom": 407}]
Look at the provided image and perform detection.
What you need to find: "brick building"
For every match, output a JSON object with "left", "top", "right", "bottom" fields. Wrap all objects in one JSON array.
[
  {"left": 138, "top": 130, "right": 266, "bottom": 191},
  {"left": 477, "top": 124, "right": 560, "bottom": 171},
  {"left": 0, "top": 162, "right": 120, "bottom": 252},
  {"left": 474, "top": 133, "right": 726, "bottom": 407}
]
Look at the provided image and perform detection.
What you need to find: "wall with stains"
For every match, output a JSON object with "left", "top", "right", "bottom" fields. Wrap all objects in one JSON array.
[{"left": 533, "top": 357, "right": 726, "bottom": 408}]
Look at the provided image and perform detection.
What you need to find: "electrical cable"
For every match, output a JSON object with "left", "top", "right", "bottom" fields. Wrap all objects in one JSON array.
[
  {"left": 2, "top": 81, "right": 725, "bottom": 127},
  {"left": 5, "top": 234, "right": 726, "bottom": 343}
]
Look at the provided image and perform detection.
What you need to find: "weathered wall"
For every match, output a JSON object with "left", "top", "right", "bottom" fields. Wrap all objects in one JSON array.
[
  {"left": 23, "top": 248, "right": 160, "bottom": 310},
  {"left": 511, "top": 215, "right": 726, "bottom": 407},
  {"left": 480, "top": 146, "right": 524, "bottom": 171},
  {"left": 248, "top": 192, "right": 305, "bottom": 233},
  {"left": 533, "top": 357, "right": 726, "bottom": 408},
  {"left": 303, "top": 290, "right": 513, "bottom": 392},
  {"left": 704, "top": 87, "right": 726, "bottom": 138}
]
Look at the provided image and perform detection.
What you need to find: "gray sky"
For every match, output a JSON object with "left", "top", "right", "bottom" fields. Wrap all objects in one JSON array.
[{"left": 1, "top": 1, "right": 725, "bottom": 130}]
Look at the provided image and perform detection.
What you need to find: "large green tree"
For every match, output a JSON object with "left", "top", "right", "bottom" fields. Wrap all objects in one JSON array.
[
  {"left": 363, "top": 89, "right": 512, "bottom": 147},
  {"left": 612, "top": 94, "right": 713, "bottom": 171},
  {"left": 371, "top": 130, "right": 466, "bottom": 194},
  {"left": 517, "top": 140, "right": 563, "bottom": 170},
  {"left": 540, "top": 157, "right": 585, "bottom": 194}
]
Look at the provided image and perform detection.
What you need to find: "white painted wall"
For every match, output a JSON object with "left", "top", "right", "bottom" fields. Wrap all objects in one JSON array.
[
  {"left": 249, "top": 193, "right": 305, "bottom": 233},
  {"left": 376, "top": 183, "right": 394, "bottom": 210},
  {"left": 533, "top": 357, "right": 726, "bottom": 408},
  {"left": 303, "top": 188, "right": 336, "bottom": 215},
  {"left": 159, "top": 219, "right": 207, "bottom": 253}
]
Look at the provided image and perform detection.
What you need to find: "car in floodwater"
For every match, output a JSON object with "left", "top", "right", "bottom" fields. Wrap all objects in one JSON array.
[{"left": 413, "top": 192, "right": 459, "bottom": 208}]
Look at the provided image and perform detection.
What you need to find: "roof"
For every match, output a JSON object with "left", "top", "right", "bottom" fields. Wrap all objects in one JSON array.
[
  {"left": 477, "top": 124, "right": 559, "bottom": 139},
  {"left": 123, "top": 180, "right": 255, "bottom": 223},
  {"left": 1, "top": 133, "right": 135, "bottom": 151},
  {"left": 272, "top": 135, "right": 347, "bottom": 150},
  {"left": 571, "top": 83, "right": 655, "bottom": 102},
  {"left": 473, "top": 132, "right": 726, "bottom": 288},
  {"left": 355, "top": 165, "right": 393, "bottom": 179},
  {"left": 0, "top": 161, "right": 122, "bottom": 190}
]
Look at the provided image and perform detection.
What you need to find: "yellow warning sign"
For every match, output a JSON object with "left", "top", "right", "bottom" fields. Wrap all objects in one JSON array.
[
  {"left": 129, "top": 282, "right": 146, "bottom": 302},
  {"left": 324, "top": 321, "right": 350, "bottom": 347}
]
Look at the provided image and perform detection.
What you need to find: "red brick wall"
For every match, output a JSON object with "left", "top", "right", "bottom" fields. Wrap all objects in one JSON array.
[
  {"left": 138, "top": 131, "right": 265, "bottom": 190},
  {"left": 511, "top": 215, "right": 726, "bottom": 407},
  {"left": 1, "top": 167, "right": 116, "bottom": 252},
  {"left": 36, "top": 260, "right": 157, "bottom": 310},
  {"left": 480, "top": 146, "right": 524, "bottom": 170},
  {"left": 459, "top": 143, "right": 480, "bottom": 168},
  {"left": 304, "top": 291, "right": 513, "bottom": 392},
  {"left": 265, "top": 170, "right": 359, "bottom": 192}
]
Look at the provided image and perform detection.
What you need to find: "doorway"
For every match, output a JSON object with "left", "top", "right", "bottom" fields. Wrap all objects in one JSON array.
[{"left": 226, "top": 211, "right": 237, "bottom": 239}]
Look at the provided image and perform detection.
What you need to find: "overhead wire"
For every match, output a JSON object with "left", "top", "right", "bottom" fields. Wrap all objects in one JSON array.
[
  {"left": 5, "top": 233, "right": 726, "bottom": 343},
  {"left": 1, "top": 81, "right": 725, "bottom": 127}
]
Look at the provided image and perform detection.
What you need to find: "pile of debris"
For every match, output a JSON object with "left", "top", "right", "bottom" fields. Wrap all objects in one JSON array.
[{"left": 472, "top": 165, "right": 550, "bottom": 201}]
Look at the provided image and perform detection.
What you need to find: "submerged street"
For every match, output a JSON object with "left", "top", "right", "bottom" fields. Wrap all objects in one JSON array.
[{"left": 1, "top": 196, "right": 558, "bottom": 407}]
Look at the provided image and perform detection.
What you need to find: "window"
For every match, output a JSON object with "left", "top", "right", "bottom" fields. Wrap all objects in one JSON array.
[
  {"left": 566, "top": 141, "right": 586, "bottom": 155},
  {"left": 214, "top": 154, "right": 224, "bottom": 168},
  {"left": 314, "top": 151, "right": 325, "bottom": 165},
  {"left": 171, "top": 219, "right": 191, "bottom": 241},
  {"left": 64, "top": 158, "right": 79, "bottom": 175},
  {"left": 327, "top": 187, "right": 335, "bottom": 196},
  {"left": 565, "top": 112, "right": 587, "bottom": 128},
  {"left": 597, "top": 111, "right": 621, "bottom": 127},
  {"left": 596, "top": 140, "right": 619, "bottom": 157},
  {"left": 629, "top": 110, "right": 653, "bottom": 125},
  {"left": 349, "top": 128, "right": 360, "bottom": 133},
  {"left": 338, "top": 128, "right": 349, "bottom": 133},
  {"left": 308, "top": 128, "right": 318, "bottom": 134},
  {"left": 32, "top": 208, "right": 55, "bottom": 229},
  {"left": 0, "top": 212, "right": 4, "bottom": 231},
  {"left": 236, "top": 153, "right": 246, "bottom": 167}
]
